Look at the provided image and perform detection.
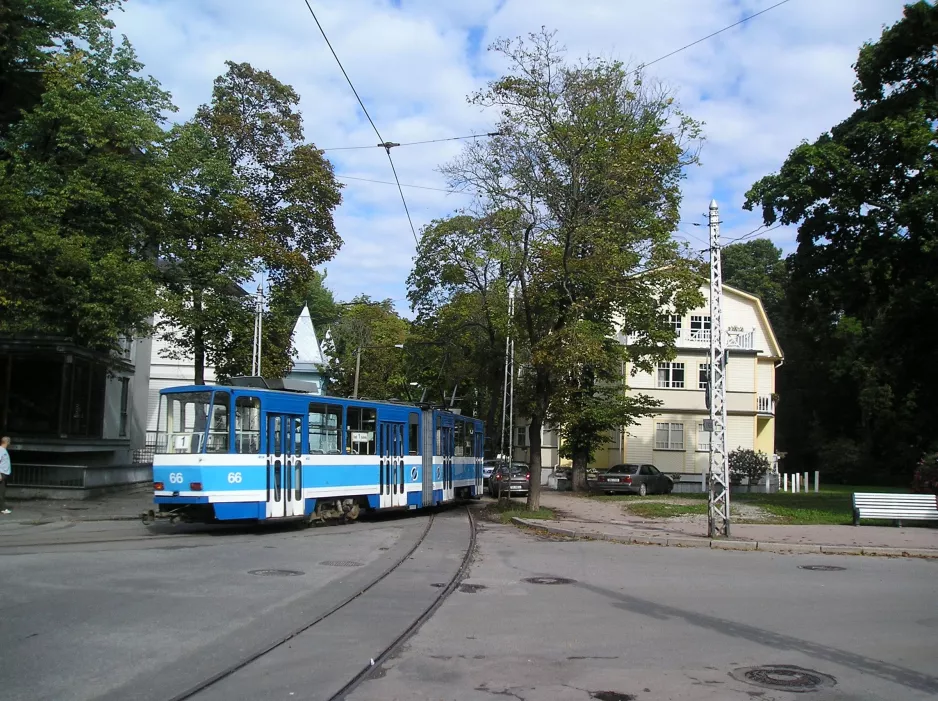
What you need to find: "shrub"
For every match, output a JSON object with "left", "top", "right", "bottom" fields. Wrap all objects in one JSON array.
[
  {"left": 911, "top": 452, "right": 938, "bottom": 496},
  {"left": 729, "top": 448, "right": 770, "bottom": 486}
]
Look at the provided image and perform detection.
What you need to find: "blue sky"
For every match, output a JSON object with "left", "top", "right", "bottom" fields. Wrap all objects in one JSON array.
[{"left": 111, "top": 0, "right": 908, "bottom": 316}]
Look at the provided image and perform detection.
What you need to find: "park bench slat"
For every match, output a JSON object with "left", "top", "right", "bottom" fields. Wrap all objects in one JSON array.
[{"left": 852, "top": 492, "right": 938, "bottom": 527}]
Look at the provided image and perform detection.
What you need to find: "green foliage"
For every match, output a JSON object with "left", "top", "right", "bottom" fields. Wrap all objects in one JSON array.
[
  {"left": 159, "top": 61, "right": 344, "bottom": 382},
  {"left": 728, "top": 448, "right": 770, "bottom": 486},
  {"left": 720, "top": 239, "right": 789, "bottom": 329},
  {"left": 0, "top": 23, "right": 173, "bottom": 351},
  {"left": 420, "top": 29, "right": 704, "bottom": 504},
  {"left": 911, "top": 452, "right": 938, "bottom": 496},
  {"left": 325, "top": 297, "right": 409, "bottom": 400},
  {"left": 157, "top": 121, "right": 254, "bottom": 383},
  {"left": 0, "top": 0, "right": 120, "bottom": 131},
  {"left": 745, "top": 1, "right": 938, "bottom": 479}
]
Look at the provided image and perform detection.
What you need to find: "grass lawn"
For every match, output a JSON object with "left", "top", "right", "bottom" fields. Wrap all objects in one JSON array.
[
  {"left": 481, "top": 499, "right": 555, "bottom": 524},
  {"left": 586, "top": 485, "right": 918, "bottom": 526}
]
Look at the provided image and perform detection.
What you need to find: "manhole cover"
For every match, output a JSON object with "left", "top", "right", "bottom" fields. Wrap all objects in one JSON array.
[
  {"left": 799, "top": 565, "right": 846, "bottom": 571},
  {"left": 522, "top": 576, "right": 576, "bottom": 585},
  {"left": 248, "top": 569, "right": 304, "bottom": 577},
  {"left": 319, "top": 560, "right": 363, "bottom": 567},
  {"left": 458, "top": 583, "right": 486, "bottom": 593},
  {"left": 730, "top": 665, "right": 836, "bottom": 693}
]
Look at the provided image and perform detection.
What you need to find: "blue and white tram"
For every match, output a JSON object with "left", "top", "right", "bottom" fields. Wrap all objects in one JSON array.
[{"left": 145, "top": 379, "right": 485, "bottom": 524}]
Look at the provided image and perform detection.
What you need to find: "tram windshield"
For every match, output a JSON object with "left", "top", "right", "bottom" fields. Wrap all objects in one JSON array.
[{"left": 155, "top": 391, "right": 224, "bottom": 454}]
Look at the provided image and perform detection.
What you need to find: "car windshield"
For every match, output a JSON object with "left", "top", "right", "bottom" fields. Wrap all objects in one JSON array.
[
  {"left": 509, "top": 465, "right": 528, "bottom": 477},
  {"left": 608, "top": 464, "right": 639, "bottom": 474}
]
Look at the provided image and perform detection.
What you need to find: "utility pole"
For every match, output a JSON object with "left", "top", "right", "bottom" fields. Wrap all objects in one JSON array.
[
  {"left": 707, "top": 199, "right": 730, "bottom": 537},
  {"left": 352, "top": 345, "right": 362, "bottom": 399},
  {"left": 251, "top": 279, "right": 264, "bottom": 377}
]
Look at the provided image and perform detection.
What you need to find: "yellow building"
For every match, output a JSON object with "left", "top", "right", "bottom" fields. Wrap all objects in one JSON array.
[
  {"left": 515, "top": 284, "right": 783, "bottom": 476},
  {"left": 594, "top": 283, "right": 782, "bottom": 473}
]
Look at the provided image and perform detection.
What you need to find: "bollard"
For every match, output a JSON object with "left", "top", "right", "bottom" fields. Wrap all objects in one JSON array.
[
  {"left": 783, "top": 473, "right": 788, "bottom": 492},
  {"left": 814, "top": 471, "right": 819, "bottom": 493},
  {"left": 795, "top": 473, "right": 800, "bottom": 493}
]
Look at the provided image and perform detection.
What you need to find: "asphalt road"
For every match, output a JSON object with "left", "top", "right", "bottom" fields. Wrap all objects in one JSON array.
[
  {"left": 0, "top": 512, "right": 449, "bottom": 701},
  {"left": 348, "top": 517, "right": 938, "bottom": 701},
  {"left": 3, "top": 506, "right": 936, "bottom": 701}
]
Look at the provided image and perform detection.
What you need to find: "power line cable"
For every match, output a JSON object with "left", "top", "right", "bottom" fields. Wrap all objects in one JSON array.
[
  {"left": 321, "top": 132, "right": 501, "bottom": 152},
  {"left": 632, "top": 0, "right": 793, "bottom": 74},
  {"left": 302, "top": 1, "right": 419, "bottom": 245},
  {"left": 336, "top": 173, "right": 471, "bottom": 195}
]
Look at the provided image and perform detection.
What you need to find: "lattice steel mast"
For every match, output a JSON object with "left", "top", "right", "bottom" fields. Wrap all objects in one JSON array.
[{"left": 708, "top": 199, "right": 730, "bottom": 537}]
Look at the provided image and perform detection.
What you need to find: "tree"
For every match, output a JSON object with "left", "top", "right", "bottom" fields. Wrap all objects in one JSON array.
[
  {"left": 0, "top": 0, "right": 120, "bottom": 133},
  {"left": 720, "top": 239, "right": 789, "bottom": 328},
  {"left": 408, "top": 215, "right": 512, "bottom": 447},
  {"left": 418, "top": 30, "right": 703, "bottom": 508},
  {"left": 158, "top": 61, "right": 344, "bottom": 383},
  {"left": 0, "top": 25, "right": 174, "bottom": 351},
  {"left": 744, "top": 1, "right": 938, "bottom": 480},
  {"left": 325, "top": 297, "right": 409, "bottom": 400},
  {"left": 728, "top": 448, "right": 769, "bottom": 487},
  {"left": 157, "top": 121, "right": 254, "bottom": 384}
]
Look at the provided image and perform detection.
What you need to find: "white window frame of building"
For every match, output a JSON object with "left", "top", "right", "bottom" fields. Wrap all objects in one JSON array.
[
  {"left": 655, "top": 422, "right": 684, "bottom": 450},
  {"left": 657, "top": 362, "right": 685, "bottom": 388},
  {"left": 667, "top": 314, "right": 682, "bottom": 334},
  {"left": 690, "top": 315, "right": 711, "bottom": 340},
  {"left": 515, "top": 425, "right": 527, "bottom": 447},
  {"left": 698, "top": 363, "right": 711, "bottom": 390},
  {"left": 696, "top": 422, "right": 711, "bottom": 452}
]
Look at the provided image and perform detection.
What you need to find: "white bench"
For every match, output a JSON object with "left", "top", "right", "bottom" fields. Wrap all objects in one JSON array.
[{"left": 852, "top": 493, "right": 938, "bottom": 527}]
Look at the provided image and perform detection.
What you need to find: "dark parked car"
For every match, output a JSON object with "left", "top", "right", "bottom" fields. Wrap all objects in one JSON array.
[
  {"left": 482, "top": 459, "right": 501, "bottom": 490},
  {"left": 594, "top": 463, "right": 673, "bottom": 496},
  {"left": 489, "top": 462, "right": 531, "bottom": 498}
]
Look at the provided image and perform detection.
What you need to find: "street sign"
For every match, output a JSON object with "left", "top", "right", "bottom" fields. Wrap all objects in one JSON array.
[{"left": 703, "top": 419, "right": 714, "bottom": 432}]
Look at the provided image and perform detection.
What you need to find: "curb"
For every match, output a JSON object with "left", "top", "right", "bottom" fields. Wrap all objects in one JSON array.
[
  {"left": 4, "top": 514, "right": 142, "bottom": 525},
  {"left": 511, "top": 518, "right": 938, "bottom": 559}
]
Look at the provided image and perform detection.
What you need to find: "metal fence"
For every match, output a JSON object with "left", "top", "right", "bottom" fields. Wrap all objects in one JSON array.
[{"left": 7, "top": 464, "right": 88, "bottom": 489}]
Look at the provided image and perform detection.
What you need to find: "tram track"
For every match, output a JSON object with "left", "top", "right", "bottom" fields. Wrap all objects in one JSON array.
[{"left": 156, "top": 504, "right": 477, "bottom": 701}]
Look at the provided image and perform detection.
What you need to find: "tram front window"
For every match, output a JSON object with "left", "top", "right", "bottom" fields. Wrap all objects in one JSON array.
[{"left": 155, "top": 392, "right": 213, "bottom": 454}]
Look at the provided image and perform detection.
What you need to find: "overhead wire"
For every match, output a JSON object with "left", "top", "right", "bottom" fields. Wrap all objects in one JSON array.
[
  {"left": 335, "top": 173, "right": 471, "bottom": 195},
  {"left": 630, "top": 0, "right": 793, "bottom": 75},
  {"left": 302, "top": 0, "right": 420, "bottom": 245},
  {"left": 321, "top": 132, "right": 500, "bottom": 152}
]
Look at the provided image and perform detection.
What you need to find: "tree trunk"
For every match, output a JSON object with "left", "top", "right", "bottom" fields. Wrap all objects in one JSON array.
[
  {"left": 571, "top": 447, "right": 590, "bottom": 492},
  {"left": 193, "top": 293, "right": 205, "bottom": 385},
  {"left": 526, "top": 413, "right": 543, "bottom": 511}
]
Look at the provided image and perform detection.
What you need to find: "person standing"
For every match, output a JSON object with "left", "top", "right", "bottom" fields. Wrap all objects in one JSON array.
[{"left": 0, "top": 436, "right": 11, "bottom": 514}]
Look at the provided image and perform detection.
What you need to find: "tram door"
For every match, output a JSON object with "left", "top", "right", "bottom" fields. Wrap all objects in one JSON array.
[
  {"left": 474, "top": 426, "right": 484, "bottom": 497},
  {"left": 438, "top": 414, "right": 455, "bottom": 502},
  {"left": 378, "top": 421, "right": 407, "bottom": 508},
  {"left": 266, "top": 413, "right": 305, "bottom": 519}
]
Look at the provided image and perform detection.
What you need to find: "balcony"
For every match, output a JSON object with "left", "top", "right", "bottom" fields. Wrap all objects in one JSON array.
[
  {"left": 622, "top": 328, "right": 755, "bottom": 351},
  {"left": 757, "top": 394, "right": 776, "bottom": 415}
]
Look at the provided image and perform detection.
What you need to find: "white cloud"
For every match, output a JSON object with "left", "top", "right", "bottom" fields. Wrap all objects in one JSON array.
[{"left": 112, "top": 0, "right": 907, "bottom": 315}]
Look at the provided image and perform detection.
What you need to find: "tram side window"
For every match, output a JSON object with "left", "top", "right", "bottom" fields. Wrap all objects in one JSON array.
[
  {"left": 465, "top": 423, "right": 474, "bottom": 457},
  {"left": 346, "top": 406, "right": 377, "bottom": 455},
  {"left": 408, "top": 413, "right": 419, "bottom": 455},
  {"left": 309, "top": 403, "right": 343, "bottom": 454},
  {"left": 206, "top": 392, "right": 230, "bottom": 453},
  {"left": 454, "top": 420, "right": 465, "bottom": 457},
  {"left": 234, "top": 396, "right": 261, "bottom": 454}
]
